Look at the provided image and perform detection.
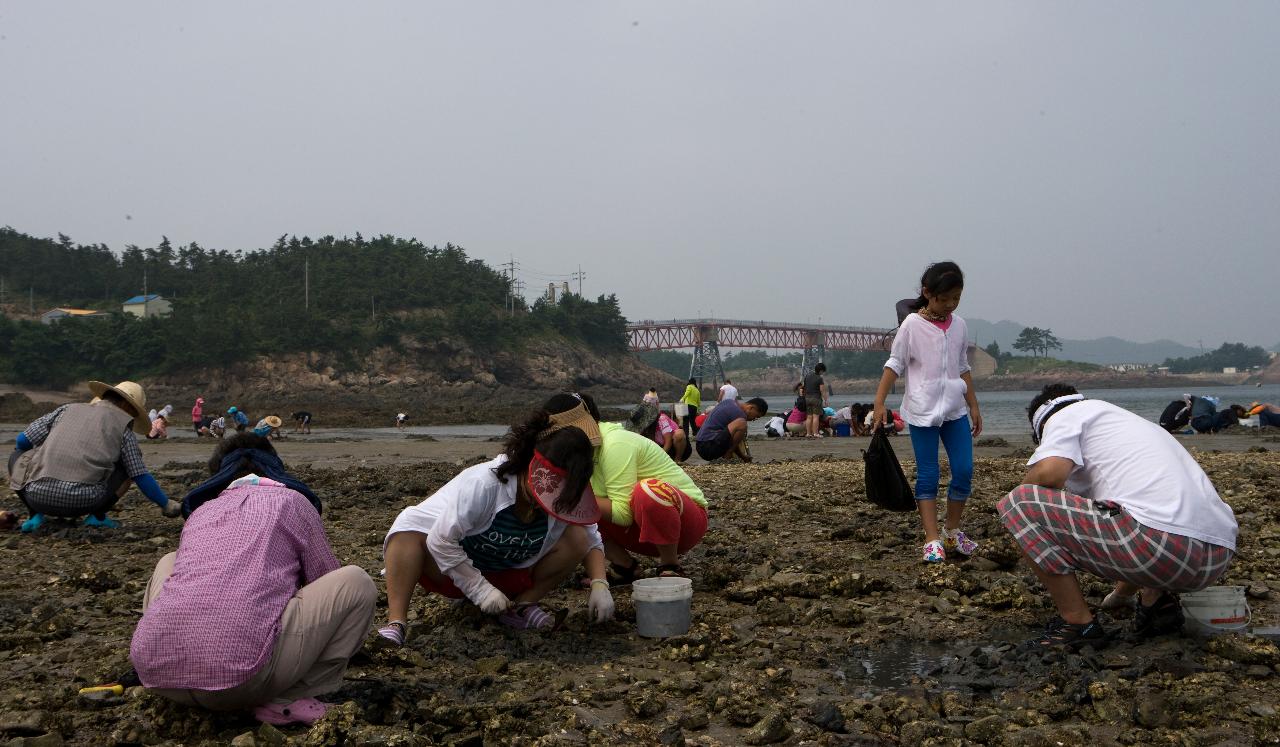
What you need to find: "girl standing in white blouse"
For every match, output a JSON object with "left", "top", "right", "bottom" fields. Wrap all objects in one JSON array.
[{"left": 873, "top": 262, "right": 983, "bottom": 563}]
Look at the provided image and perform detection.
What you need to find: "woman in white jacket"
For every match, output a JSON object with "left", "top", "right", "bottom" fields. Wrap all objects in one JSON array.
[{"left": 376, "top": 400, "right": 613, "bottom": 643}]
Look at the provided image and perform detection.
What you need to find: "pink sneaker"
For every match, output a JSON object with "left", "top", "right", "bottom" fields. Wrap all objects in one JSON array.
[
  {"left": 253, "top": 697, "right": 329, "bottom": 726},
  {"left": 922, "top": 540, "right": 945, "bottom": 563}
]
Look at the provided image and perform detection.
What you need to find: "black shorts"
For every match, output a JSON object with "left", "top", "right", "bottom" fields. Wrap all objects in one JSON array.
[{"left": 695, "top": 429, "right": 734, "bottom": 461}]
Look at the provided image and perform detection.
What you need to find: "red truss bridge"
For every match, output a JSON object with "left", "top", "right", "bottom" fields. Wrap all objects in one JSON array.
[{"left": 626, "top": 318, "right": 897, "bottom": 387}]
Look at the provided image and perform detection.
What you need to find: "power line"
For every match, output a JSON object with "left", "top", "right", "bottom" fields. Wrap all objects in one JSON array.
[{"left": 571, "top": 265, "right": 586, "bottom": 296}]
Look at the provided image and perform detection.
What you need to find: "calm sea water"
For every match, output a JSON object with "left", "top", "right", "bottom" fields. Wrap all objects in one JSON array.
[{"left": 821, "top": 384, "right": 1280, "bottom": 436}]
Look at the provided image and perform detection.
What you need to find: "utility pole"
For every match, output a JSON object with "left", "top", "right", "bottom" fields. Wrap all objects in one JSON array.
[
  {"left": 500, "top": 256, "right": 519, "bottom": 316},
  {"left": 143, "top": 268, "right": 148, "bottom": 297},
  {"left": 571, "top": 265, "right": 585, "bottom": 296}
]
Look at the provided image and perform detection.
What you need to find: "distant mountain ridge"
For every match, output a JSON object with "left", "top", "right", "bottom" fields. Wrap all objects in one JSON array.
[{"left": 965, "top": 318, "right": 1203, "bottom": 366}]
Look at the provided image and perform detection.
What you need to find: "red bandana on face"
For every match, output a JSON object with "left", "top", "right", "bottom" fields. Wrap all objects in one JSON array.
[{"left": 526, "top": 450, "right": 600, "bottom": 525}]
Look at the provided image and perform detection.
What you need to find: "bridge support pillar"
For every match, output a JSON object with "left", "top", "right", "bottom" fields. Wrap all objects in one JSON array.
[
  {"left": 689, "top": 341, "right": 725, "bottom": 393},
  {"left": 801, "top": 344, "right": 826, "bottom": 374}
]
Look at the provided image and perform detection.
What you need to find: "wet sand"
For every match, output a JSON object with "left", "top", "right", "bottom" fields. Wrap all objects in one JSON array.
[{"left": 1, "top": 434, "right": 1278, "bottom": 745}]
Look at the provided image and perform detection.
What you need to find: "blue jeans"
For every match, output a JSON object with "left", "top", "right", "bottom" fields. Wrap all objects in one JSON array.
[{"left": 907, "top": 416, "right": 973, "bottom": 502}]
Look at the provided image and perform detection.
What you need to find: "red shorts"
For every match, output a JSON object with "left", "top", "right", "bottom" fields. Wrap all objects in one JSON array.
[
  {"left": 598, "top": 479, "right": 708, "bottom": 557},
  {"left": 418, "top": 567, "right": 534, "bottom": 600}
]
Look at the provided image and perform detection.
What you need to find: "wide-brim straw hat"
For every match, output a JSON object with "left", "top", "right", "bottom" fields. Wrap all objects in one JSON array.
[
  {"left": 264, "top": 415, "right": 283, "bottom": 428},
  {"left": 87, "top": 380, "right": 149, "bottom": 434}
]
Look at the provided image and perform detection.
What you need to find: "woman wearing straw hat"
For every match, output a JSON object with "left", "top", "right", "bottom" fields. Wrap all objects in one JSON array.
[
  {"left": 7, "top": 380, "right": 183, "bottom": 533},
  {"left": 253, "top": 415, "right": 283, "bottom": 439}
]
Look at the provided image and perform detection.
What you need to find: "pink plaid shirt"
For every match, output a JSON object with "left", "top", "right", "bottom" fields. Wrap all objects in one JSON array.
[{"left": 130, "top": 478, "right": 339, "bottom": 690}]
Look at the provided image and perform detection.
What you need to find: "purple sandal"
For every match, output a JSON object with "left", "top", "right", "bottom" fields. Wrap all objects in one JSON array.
[{"left": 499, "top": 603, "right": 555, "bottom": 631}]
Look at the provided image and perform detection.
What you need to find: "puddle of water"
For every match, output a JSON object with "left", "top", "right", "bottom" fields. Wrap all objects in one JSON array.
[{"left": 843, "top": 640, "right": 954, "bottom": 690}]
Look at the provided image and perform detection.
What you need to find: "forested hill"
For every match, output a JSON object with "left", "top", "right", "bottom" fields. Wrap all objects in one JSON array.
[{"left": 0, "top": 228, "right": 630, "bottom": 389}]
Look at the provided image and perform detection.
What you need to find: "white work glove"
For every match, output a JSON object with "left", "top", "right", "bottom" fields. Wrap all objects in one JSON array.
[
  {"left": 476, "top": 584, "right": 512, "bottom": 615},
  {"left": 588, "top": 580, "right": 615, "bottom": 623},
  {"left": 161, "top": 499, "right": 184, "bottom": 518}
]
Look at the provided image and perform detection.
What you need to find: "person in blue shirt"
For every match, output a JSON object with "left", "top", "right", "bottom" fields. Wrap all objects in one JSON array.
[{"left": 694, "top": 397, "right": 769, "bottom": 462}]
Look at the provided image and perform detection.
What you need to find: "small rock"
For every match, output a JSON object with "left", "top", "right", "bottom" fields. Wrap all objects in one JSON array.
[
  {"left": 742, "top": 711, "right": 791, "bottom": 745},
  {"left": 657, "top": 722, "right": 685, "bottom": 746},
  {"left": 1246, "top": 664, "right": 1273, "bottom": 678},
  {"left": 1207, "top": 634, "right": 1280, "bottom": 665},
  {"left": 147, "top": 536, "right": 168, "bottom": 546},
  {"left": 1247, "top": 584, "right": 1271, "bottom": 600},
  {"left": 473, "top": 655, "right": 508, "bottom": 674},
  {"left": 967, "top": 556, "right": 1000, "bottom": 572},
  {"left": 256, "top": 723, "right": 286, "bottom": 746},
  {"left": 7, "top": 735, "right": 64, "bottom": 747},
  {"left": 230, "top": 732, "right": 258, "bottom": 747},
  {"left": 965, "top": 714, "right": 1008, "bottom": 743},
  {"left": 931, "top": 597, "right": 955, "bottom": 614},
  {"left": 754, "top": 598, "right": 794, "bottom": 626},
  {"left": 0, "top": 711, "right": 45, "bottom": 736},
  {"left": 804, "top": 701, "right": 846, "bottom": 733},
  {"left": 626, "top": 690, "right": 666, "bottom": 719},
  {"left": 1133, "top": 695, "right": 1172, "bottom": 729},
  {"left": 899, "top": 720, "right": 958, "bottom": 744},
  {"left": 679, "top": 709, "right": 709, "bottom": 730},
  {"left": 1249, "top": 703, "right": 1277, "bottom": 718}
]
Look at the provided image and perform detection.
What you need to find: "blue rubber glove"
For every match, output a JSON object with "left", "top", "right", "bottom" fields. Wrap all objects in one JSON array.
[
  {"left": 20, "top": 513, "right": 45, "bottom": 533},
  {"left": 84, "top": 516, "right": 121, "bottom": 529},
  {"left": 16, "top": 433, "right": 33, "bottom": 451}
]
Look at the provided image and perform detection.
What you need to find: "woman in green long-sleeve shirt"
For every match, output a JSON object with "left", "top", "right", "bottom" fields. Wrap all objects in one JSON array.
[{"left": 678, "top": 378, "right": 701, "bottom": 438}]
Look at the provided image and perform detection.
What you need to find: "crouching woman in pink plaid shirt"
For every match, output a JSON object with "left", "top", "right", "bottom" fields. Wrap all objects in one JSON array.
[
  {"left": 998, "top": 384, "right": 1237, "bottom": 650},
  {"left": 129, "top": 433, "right": 376, "bottom": 726}
]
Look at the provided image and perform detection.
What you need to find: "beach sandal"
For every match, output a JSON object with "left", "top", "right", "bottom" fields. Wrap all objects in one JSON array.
[
  {"left": 942, "top": 528, "right": 978, "bottom": 556},
  {"left": 83, "top": 515, "right": 121, "bottom": 529},
  {"left": 922, "top": 540, "right": 945, "bottom": 564},
  {"left": 253, "top": 697, "right": 329, "bottom": 726},
  {"left": 374, "top": 620, "right": 407, "bottom": 648},
  {"left": 655, "top": 564, "right": 686, "bottom": 578},
  {"left": 1022, "top": 616, "right": 1108, "bottom": 650},
  {"left": 1132, "top": 592, "right": 1184, "bottom": 639},
  {"left": 499, "top": 603, "right": 556, "bottom": 631}
]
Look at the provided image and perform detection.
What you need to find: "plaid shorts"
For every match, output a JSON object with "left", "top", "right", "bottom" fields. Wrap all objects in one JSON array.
[{"left": 997, "top": 484, "right": 1233, "bottom": 591}]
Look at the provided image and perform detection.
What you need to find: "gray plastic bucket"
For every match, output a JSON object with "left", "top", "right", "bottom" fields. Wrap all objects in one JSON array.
[
  {"left": 1181, "top": 586, "right": 1250, "bottom": 635},
  {"left": 633, "top": 577, "right": 693, "bottom": 638}
]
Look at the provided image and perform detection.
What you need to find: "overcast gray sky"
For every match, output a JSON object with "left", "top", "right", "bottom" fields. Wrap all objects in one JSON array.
[{"left": 2, "top": 2, "right": 1277, "bottom": 347}]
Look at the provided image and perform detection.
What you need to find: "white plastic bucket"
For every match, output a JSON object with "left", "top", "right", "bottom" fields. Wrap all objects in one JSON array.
[
  {"left": 633, "top": 577, "right": 693, "bottom": 638},
  {"left": 1181, "top": 586, "right": 1250, "bottom": 635},
  {"left": 674, "top": 403, "right": 689, "bottom": 418}
]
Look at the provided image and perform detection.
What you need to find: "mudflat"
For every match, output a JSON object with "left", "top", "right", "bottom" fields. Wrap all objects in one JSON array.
[{"left": 1, "top": 435, "right": 1278, "bottom": 745}]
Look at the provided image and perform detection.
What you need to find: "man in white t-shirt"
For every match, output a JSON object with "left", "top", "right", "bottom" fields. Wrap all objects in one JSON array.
[
  {"left": 997, "top": 383, "right": 1237, "bottom": 649},
  {"left": 717, "top": 380, "right": 738, "bottom": 403}
]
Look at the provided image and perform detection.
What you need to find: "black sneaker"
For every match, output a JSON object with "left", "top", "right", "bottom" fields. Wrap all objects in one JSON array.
[
  {"left": 1132, "top": 592, "right": 1184, "bottom": 638},
  {"left": 1023, "top": 616, "right": 1109, "bottom": 650}
]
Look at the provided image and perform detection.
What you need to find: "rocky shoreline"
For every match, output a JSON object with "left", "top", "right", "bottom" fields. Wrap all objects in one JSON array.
[{"left": 1, "top": 443, "right": 1277, "bottom": 746}]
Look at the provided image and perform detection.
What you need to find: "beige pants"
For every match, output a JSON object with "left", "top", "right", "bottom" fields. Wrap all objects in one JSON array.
[{"left": 143, "top": 552, "right": 376, "bottom": 710}]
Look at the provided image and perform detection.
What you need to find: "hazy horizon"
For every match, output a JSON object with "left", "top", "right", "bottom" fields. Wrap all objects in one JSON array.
[{"left": 3, "top": 2, "right": 1277, "bottom": 348}]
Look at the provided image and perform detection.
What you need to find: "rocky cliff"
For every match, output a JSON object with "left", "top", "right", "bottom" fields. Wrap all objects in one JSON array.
[{"left": 143, "top": 336, "right": 680, "bottom": 425}]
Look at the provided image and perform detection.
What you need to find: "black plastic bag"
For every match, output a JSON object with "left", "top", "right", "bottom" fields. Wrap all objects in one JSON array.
[{"left": 862, "top": 428, "right": 915, "bottom": 511}]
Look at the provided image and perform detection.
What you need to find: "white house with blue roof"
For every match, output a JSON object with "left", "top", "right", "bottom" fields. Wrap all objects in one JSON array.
[{"left": 122, "top": 294, "right": 172, "bottom": 318}]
